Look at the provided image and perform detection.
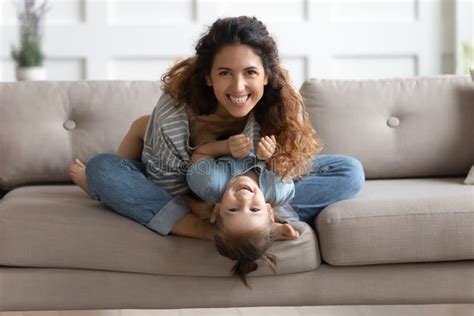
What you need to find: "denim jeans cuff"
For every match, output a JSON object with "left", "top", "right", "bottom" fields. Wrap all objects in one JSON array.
[{"left": 146, "top": 196, "right": 190, "bottom": 235}]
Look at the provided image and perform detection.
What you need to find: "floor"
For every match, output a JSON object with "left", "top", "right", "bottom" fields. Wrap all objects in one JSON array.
[{"left": 2, "top": 305, "right": 474, "bottom": 316}]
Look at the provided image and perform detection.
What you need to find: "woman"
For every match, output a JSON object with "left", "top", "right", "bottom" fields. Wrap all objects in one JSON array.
[{"left": 70, "top": 15, "right": 364, "bottom": 284}]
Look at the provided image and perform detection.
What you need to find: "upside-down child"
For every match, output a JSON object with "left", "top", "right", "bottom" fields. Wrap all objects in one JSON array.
[
  {"left": 69, "top": 115, "right": 299, "bottom": 286},
  {"left": 187, "top": 132, "right": 300, "bottom": 286}
]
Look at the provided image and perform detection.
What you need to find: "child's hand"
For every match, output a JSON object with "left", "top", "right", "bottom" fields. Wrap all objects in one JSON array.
[
  {"left": 256, "top": 135, "right": 276, "bottom": 161},
  {"left": 228, "top": 134, "right": 253, "bottom": 158}
]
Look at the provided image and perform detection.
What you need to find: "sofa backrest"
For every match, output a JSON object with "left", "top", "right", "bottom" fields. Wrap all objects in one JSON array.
[
  {"left": 0, "top": 81, "right": 161, "bottom": 190},
  {"left": 1, "top": 77, "right": 473, "bottom": 190},
  {"left": 301, "top": 76, "right": 474, "bottom": 179}
]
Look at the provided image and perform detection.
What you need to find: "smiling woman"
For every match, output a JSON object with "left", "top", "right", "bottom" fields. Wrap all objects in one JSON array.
[
  {"left": 71, "top": 15, "right": 364, "bottom": 288},
  {"left": 205, "top": 44, "right": 269, "bottom": 118},
  {"left": 162, "top": 17, "right": 323, "bottom": 179}
]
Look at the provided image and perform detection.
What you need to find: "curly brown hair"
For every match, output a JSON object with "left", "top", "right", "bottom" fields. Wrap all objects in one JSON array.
[{"left": 162, "top": 16, "right": 322, "bottom": 179}]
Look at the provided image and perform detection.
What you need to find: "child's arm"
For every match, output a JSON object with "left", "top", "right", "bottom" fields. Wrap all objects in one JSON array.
[
  {"left": 117, "top": 115, "right": 150, "bottom": 160},
  {"left": 191, "top": 140, "right": 229, "bottom": 163},
  {"left": 256, "top": 135, "right": 276, "bottom": 161},
  {"left": 191, "top": 134, "right": 253, "bottom": 163}
]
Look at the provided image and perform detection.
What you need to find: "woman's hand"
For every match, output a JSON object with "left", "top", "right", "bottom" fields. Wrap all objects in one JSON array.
[
  {"left": 228, "top": 134, "right": 253, "bottom": 158},
  {"left": 271, "top": 222, "right": 300, "bottom": 240},
  {"left": 256, "top": 135, "right": 276, "bottom": 161},
  {"left": 182, "top": 195, "right": 213, "bottom": 220}
]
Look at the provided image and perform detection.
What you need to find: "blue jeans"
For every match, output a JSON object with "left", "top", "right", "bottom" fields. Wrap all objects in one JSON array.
[
  {"left": 85, "top": 153, "right": 190, "bottom": 235},
  {"left": 85, "top": 153, "right": 364, "bottom": 234},
  {"left": 291, "top": 154, "right": 365, "bottom": 224}
]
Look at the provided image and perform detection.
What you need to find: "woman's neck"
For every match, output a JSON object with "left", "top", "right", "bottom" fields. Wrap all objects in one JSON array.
[
  {"left": 214, "top": 110, "right": 248, "bottom": 123},
  {"left": 197, "top": 112, "right": 248, "bottom": 125},
  {"left": 212, "top": 103, "right": 251, "bottom": 122}
]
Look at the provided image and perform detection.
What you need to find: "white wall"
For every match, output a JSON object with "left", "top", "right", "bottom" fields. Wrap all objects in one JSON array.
[
  {"left": 0, "top": 0, "right": 463, "bottom": 87},
  {"left": 455, "top": 0, "right": 474, "bottom": 74}
]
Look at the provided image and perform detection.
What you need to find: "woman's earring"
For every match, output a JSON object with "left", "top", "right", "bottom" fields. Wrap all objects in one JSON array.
[{"left": 206, "top": 76, "right": 213, "bottom": 87}]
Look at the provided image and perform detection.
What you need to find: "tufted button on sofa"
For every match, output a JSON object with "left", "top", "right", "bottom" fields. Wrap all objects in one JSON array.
[
  {"left": 0, "top": 77, "right": 473, "bottom": 311},
  {"left": 63, "top": 120, "right": 77, "bottom": 130},
  {"left": 386, "top": 116, "right": 399, "bottom": 127}
]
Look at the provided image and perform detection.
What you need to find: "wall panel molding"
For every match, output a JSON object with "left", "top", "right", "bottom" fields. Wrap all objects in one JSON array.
[
  {"left": 330, "top": 0, "right": 419, "bottom": 23},
  {"left": 107, "top": 57, "right": 178, "bottom": 80},
  {"left": 0, "top": 0, "right": 456, "bottom": 83},
  {"left": 332, "top": 55, "right": 418, "bottom": 79},
  {"left": 107, "top": 0, "right": 195, "bottom": 25}
]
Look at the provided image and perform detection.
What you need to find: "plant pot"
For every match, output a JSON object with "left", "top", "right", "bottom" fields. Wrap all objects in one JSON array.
[{"left": 15, "top": 66, "right": 47, "bottom": 81}]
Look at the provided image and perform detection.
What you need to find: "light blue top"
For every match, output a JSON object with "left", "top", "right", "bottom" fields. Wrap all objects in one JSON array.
[{"left": 186, "top": 153, "right": 299, "bottom": 222}]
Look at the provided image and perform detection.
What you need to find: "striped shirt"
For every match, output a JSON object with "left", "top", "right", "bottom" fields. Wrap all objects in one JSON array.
[{"left": 142, "top": 93, "right": 261, "bottom": 196}]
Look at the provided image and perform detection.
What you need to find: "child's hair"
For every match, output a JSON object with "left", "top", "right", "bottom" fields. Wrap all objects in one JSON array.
[
  {"left": 212, "top": 210, "right": 276, "bottom": 288},
  {"left": 162, "top": 16, "right": 323, "bottom": 179}
]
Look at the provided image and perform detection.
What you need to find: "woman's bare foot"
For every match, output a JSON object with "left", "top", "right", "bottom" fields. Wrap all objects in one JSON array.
[
  {"left": 69, "top": 158, "right": 92, "bottom": 197},
  {"left": 271, "top": 222, "right": 300, "bottom": 241}
]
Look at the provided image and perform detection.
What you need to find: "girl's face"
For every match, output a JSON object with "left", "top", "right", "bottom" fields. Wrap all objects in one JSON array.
[
  {"left": 206, "top": 44, "right": 268, "bottom": 118},
  {"left": 211, "top": 175, "right": 274, "bottom": 235}
]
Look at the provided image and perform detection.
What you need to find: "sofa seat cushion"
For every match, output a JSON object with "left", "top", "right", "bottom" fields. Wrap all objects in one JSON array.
[
  {"left": 0, "top": 186, "right": 320, "bottom": 276},
  {"left": 316, "top": 178, "right": 474, "bottom": 266}
]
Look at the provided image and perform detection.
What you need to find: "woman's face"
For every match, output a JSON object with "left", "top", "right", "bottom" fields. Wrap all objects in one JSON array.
[
  {"left": 211, "top": 175, "right": 274, "bottom": 235},
  {"left": 206, "top": 44, "right": 268, "bottom": 118}
]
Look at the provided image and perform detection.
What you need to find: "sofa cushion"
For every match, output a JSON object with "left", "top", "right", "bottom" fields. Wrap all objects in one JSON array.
[
  {"left": 0, "top": 185, "right": 320, "bottom": 276},
  {"left": 316, "top": 178, "right": 474, "bottom": 266},
  {"left": 0, "top": 81, "right": 160, "bottom": 190},
  {"left": 301, "top": 76, "right": 474, "bottom": 179}
]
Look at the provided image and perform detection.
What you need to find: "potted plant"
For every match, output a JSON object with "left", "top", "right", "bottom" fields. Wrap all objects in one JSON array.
[
  {"left": 11, "top": 0, "right": 50, "bottom": 81},
  {"left": 463, "top": 41, "right": 473, "bottom": 75}
]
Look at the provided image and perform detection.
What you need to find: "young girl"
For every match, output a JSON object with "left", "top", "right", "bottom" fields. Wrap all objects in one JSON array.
[
  {"left": 71, "top": 121, "right": 300, "bottom": 287},
  {"left": 187, "top": 132, "right": 301, "bottom": 287}
]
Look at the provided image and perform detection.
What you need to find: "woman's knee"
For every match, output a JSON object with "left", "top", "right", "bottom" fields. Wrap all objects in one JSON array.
[
  {"left": 86, "top": 153, "right": 121, "bottom": 177},
  {"left": 342, "top": 156, "right": 365, "bottom": 197}
]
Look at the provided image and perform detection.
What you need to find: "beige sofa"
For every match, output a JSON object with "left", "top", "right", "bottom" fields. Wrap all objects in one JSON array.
[{"left": 0, "top": 76, "right": 473, "bottom": 311}]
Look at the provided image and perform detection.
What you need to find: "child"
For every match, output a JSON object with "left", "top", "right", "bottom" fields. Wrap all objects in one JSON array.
[
  {"left": 70, "top": 116, "right": 299, "bottom": 287},
  {"left": 186, "top": 132, "right": 300, "bottom": 287}
]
